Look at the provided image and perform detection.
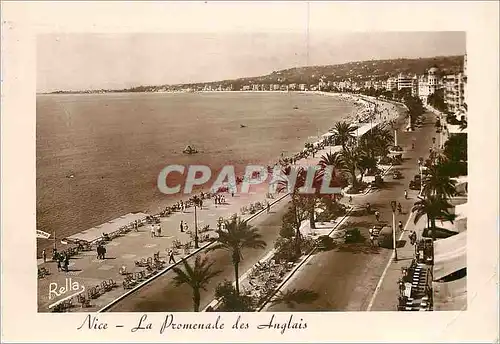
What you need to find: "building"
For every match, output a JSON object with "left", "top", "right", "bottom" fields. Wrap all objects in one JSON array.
[
  {"left": 443, "top": 73, "right": 465, "bottom": 113},
  {"left": 386, "top": 77, "right": 397, "bottom": 91},
  {"left": 463, "top": 54, "right": 468, "bottom": 113},
  {"left": 443, "top": 55, "right": 467, "bottom": 115},
  {"left": 417, "top": 66, "right": 442, "bottom": 105}
]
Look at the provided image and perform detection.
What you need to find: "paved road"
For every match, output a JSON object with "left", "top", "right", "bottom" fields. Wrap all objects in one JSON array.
[{"left": 267, "top": 111, "right": 438, "bottom": 311}]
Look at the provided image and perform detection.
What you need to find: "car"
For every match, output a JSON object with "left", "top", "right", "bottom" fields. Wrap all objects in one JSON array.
[
  {"left": 392, "top": 170, "right": 403, "bottom": 179},
  {"left": 409, "top": 180, "right": 420, "bottom": 190},
  {"left": 370, "top": 174, "right": 384, "bottom": 189}
]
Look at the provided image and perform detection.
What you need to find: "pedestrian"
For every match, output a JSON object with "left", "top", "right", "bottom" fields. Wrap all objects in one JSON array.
[
  {"left": 96, "top": 245, "right": 101, "bottom": 259},
  {"left": 157, "top": 225, "right": 162, "bottom": 237},
  {"left": 398, "top": 220, "right": 403, "bottom": 231},
  {"left": 57, "top": 259, "right": 62, "bottom": 272},
  {"left": 266, "top": 202, "right": 270, "bottom": 214},
  {"left": 102, "top": 246, "right": 106, "bottom": 260},
  {"left": 184, "top": 223, "right": 189, "bottom": 232},
  {"left": 180, "top": 220, "right": 184, "bottom": 233},
  {"left": 151, "top": 225, "right": 156, "bottom": 238},
  {"left": 349, "top": 196, "right": 352, "bottom": 204},
  {"left": 410, "top": 231, "right": 416, "bottom": 245},
  {"left": 42, "top": 249, "right": 46, "bottom": 263},
  {"left": 397, "top": 202, "right": 402, "bottom": 214},
  {"left": 404, "top": 189, "right": 408, "bottom": 199},
  {"left": 375, "top": 210, "right": 380, "bottom": 222},
  {"left": 64, "top": 254, "right": 70, "bottom": 272},
  {"left": 168, "top": 250, "right": 176, "bottom": 264},
  {"left": 180, "top": 200, "right": 184, "bottom": 213}
]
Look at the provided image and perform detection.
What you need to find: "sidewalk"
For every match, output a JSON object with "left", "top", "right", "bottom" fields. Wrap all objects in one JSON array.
[{"left": 366, "top": 211, "right": 426, "bottom": 311}]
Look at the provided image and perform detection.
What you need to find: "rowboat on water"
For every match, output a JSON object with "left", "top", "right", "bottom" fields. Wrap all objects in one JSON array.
[{"left": 183, "top": 145, "right": 198, "bottom": 154}]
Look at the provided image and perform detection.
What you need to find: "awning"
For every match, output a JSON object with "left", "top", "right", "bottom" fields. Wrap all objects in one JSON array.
[
  {"left": 432, "top": 276, "right": 467, "bottom": 311},
  {"left": 433, "top": 231, "right": 467, "bottom": 281},
  {"left": 435, "top": 202, "right": 467, "bottom": 232},
  {"left": 452, "top": 176, "right": 468, "bottom": 195}
]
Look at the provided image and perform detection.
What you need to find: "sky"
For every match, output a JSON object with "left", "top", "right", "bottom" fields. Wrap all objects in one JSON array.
[{"left": 37, "top": 31, "right": 466, "bottom": 92}]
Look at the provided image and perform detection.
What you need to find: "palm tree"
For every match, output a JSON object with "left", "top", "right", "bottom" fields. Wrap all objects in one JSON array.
[
  {"left": 172, "top": 255, "right": 222, "bottom": 312},
  {"left": 358, "top": 152, "right": 378, "bottom": 180},
  {"left": 319, "top": 151, "right": 344, "bottom": 170},
  {"left": 422, "top": 164, "right": 457, "bottom": 199},
  {"left": 208, "top": 216, "right": 266, "bottom": 295},
  {"left": 412, "top": 195, "right": 454, "bottom": 241},
  {"left": 340, "top": 146, "right": 361, "bottom": 188},
  {"left": 332, "top": 121, "right": 357, "bottom": 151}
]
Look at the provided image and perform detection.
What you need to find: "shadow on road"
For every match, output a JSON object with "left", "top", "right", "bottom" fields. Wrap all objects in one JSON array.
[{"left": 335, "top": 243, "right": 381, "bottom": 255}]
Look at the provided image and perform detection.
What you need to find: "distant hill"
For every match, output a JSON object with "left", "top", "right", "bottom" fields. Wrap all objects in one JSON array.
[
  {"left": 48, "top": 55, "right": 464, "bottom": 94},
  {"left": 181, "top": 55, "right": 464, "bottom": 88}
]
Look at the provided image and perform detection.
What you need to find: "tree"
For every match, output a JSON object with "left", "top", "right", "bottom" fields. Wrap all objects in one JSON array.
[
  {"left": 280, "top": 204, "right": 308, "bottom": 240},
  {"left": 340, "top": 146, "right": 361, "bottom": 188},
  {"left": 214, "top": 280, "right": 254, "bottom": 311},
  {"left": 422, "top": 164, "right": 457, "bottom": 199},
  {"left": 319, "top": 151, "right": 345, "bottom": 171},
  {"left": 444, "top": 134, "right": 467, "bottom": 163},
  {"left": 208, "top": 216, "right": 266, "bottom": 295},
  {"left": 412, "top": 195, "right": 454, "bottom": 241},
  {"left": 172, "top": 255, "right": 222, "bottom": 312},
  {"left": 427, "top": 89, "right": 447, "bottom": 113},
  {"left": 332, "top": 121, "right": 357, "bottom": 151},
  {"left": 404, "top": 95, "right": 425, "bottom": 129}
]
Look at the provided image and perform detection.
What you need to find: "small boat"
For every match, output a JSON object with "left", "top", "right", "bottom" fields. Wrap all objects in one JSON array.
[
  {"left": 183, "top": 145, "right": 198, "bottom": 154},
  {"left": 240, "top": 124, "right": 247, "bottom": 128},
  {"left": 293, "top": 106, "right": 299, "bottom": 110}
]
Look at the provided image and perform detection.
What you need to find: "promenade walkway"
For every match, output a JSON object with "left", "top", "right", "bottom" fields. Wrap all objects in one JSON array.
[{"left": 37, "top": 184, "right": 281, "bottom": 312}]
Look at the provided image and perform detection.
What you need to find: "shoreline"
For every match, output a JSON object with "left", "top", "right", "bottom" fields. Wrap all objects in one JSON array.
[{"left": 37, "top": 93, "right": 401, "bottom": 253}]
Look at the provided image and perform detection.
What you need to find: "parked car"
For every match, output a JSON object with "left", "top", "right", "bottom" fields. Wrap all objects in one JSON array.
[
  {"left": 409, "top": 179, "right": 421, "bottom": 190},
  {"left": 371, "top": 174, "right": 384, "bottom": 189}
]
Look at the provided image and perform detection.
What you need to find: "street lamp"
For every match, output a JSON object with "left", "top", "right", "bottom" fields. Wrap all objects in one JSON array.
[
  {"left": 390, "top": 201, "right": 398, "bottom": 261},
  {"left": 418, "top": 157, "right": 424, "bottom": 196},
  {"left": 191, "top": 196, "right": 200, "bottom": 249}
]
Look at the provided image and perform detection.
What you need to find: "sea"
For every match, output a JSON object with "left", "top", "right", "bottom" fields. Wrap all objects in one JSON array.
[{"left": 36, "top": 91, "right": 356, "bottom": 252}]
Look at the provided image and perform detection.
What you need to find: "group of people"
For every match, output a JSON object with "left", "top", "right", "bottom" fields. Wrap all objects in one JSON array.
[
  {"left": 213, "top": 194, "right": 226, "bottom": 206},
  {"left": 96, "top": 244, "right": 107, "bottom": 260},
  {"left": 150, "top": 224, "right": 162, "bottom": 237},
  {"left": 51, "top": 248, "right": 71, "bottom": 272},
  {"left": 179, "top": 220, "right": 189, "bottom": 233}
]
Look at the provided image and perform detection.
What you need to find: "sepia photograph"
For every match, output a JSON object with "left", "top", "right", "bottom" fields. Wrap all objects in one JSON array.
[
  {"left": 36, "top": 31, "right": 468, "bottom": 314},
  {"left": 1, "top": 1, "right": 498, "bottom": 343}
]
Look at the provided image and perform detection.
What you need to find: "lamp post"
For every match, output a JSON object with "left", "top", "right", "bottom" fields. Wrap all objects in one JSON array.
[
  {"left": 418, "top": 157, "right": 424, "bottom": 196},
  {"left": 392, "top": 122, "right": 398, "bottom": 147},
  {"left": 390, "top": 201, "right": 398, "bottom": 261},
  {"left": 191, "top": 196, "right": 199, "bottom": 249}
]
